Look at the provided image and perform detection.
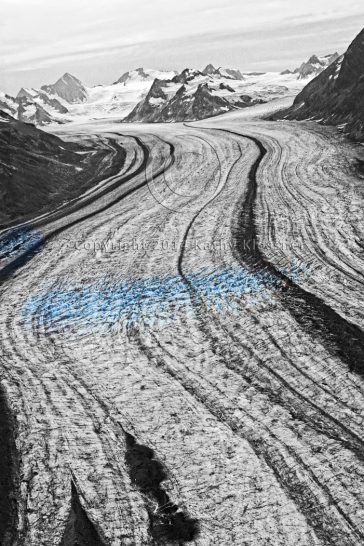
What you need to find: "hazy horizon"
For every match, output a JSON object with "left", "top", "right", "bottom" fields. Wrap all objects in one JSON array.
[{"left": 1, "top": 0, "right": 364, "bottom": 95}]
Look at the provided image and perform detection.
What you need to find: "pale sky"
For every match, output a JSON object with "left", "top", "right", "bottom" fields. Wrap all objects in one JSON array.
[{"left": 1, "top": 0, "right": 364, "bottom": 94}]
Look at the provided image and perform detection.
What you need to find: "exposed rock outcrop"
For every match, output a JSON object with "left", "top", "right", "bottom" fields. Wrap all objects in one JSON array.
[
  {"left": 17, "top": 97, "right": 53, "bottom": 125},
  {"left": 274, "top": 28, "right": 364, "bottom": 141},
  {"left": 0, "top": 93, "right": 18, "bottom": 117}
]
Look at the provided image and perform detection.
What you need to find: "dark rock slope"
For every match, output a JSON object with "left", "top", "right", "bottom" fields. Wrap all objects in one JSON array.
[
  {"left": 275, "top": 28, "right": 364, "bottom": 141},
  {"left": 0, "top": 111, "right": 118, "bottom": 224},
  {"left": 0, "top": 94, "right": 18, "bottom": 117}
]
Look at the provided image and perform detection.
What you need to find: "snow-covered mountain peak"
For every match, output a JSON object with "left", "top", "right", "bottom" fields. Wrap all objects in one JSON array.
[
  {"left": 201, "top": 64, "right": 244, "bottom": 80},
  {"left": 114, "top": 68, "right": 177, "bottom": 85},
  {"left": 290, "top": 52, "right": 339, "bottom": 79},
  {"left": 61, "top": 72, "right": 80, "bottom": 82},
  {"left": 16, "top": 88, "right": 39, "bottom": 100},
  {"left": 41, "top": 73, "right": 87, "bottom": 103},
  {"left": 202, "top": 64, "right": 218, "bottom": 75}
]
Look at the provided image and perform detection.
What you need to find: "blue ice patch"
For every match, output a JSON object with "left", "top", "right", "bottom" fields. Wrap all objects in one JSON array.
[
  {"left": 0, "top": 226, "right": 44, "bottom": 259},
  {"left": 0, "top": 226, "right": 45, "bottom": 277},
  {"left": 22, "top": 266, "right": 287, "bottom": 333}
]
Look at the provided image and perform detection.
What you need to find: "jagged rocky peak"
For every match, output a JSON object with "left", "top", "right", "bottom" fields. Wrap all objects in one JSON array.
[
  {"left": 320, "top": 52, "right": 340, "bottom": 65},
  {"left": 172, "top": 68, "right": 203, "bottom": 84},
  {"left": 294, "top": 52, "right": 339, "bottom": 79},
  {"left": 307, "top": 54, "right": 321, "bottom": 65},
  {"left": 114, "top": 67, "right": 150, "bottom": 85},
  {"left": 329, "top": 52, "right": 340, "bottom": 63},
  {"left": 202, "top": 64, "right": 218, "bottom": 75},
  {"left": 147, "top": 78, "right": 169, "bottom": 100},
  {"left": 41, "top": 73, "right": 87, "bottom": 103},
  {"left": 16, "top": 88, "right": 37, "bottom": 100},
  {"left": 218, "top": 67, "right": 244, "bottom": 80},
  {"left": 281, "top": 52, "right": 339, "bottom": 78},
  {"left": 113, "top": 68, "right": 177, "bottom": 85},
  {"left": 307, "top": 53, "right": 339, "bottom": 66},
  {"left": 2, "top": 88, "right": 56, "bottom": 126},
  {"left": 201, "top": 64, "right": 244, "bottom": 80},
  {"left": 8, "top": 85, "right": 69, "bottom": 125}
]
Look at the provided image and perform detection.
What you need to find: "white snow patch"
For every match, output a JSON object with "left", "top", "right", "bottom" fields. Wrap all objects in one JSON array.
[
  {"left": 23, "top": 104, "right": 36, "bottom": 116},
  {"left": 149, "top": 97, "right": 165, "bottom": 106}
]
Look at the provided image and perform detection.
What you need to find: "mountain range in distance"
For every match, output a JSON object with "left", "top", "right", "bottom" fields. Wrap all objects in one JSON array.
[
  {"left": 0, "top": 53, "right": 338, "bottom": 126},
  {"left": 281, "top": 52, "right": 340, "bottom": 79}
]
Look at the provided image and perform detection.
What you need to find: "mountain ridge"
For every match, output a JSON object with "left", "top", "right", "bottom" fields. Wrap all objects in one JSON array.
[
  {"left": 281, "top": 53, "right": 339, "bottom": 79},
  {"left": 272, "top": 28, "right": 364, "bottom": 141},
  {"left": 0, "top": 52, "right": 339, "bottom": 126},
  {"left": 123, "top": 67, "right": 265, "bottom": 123}
]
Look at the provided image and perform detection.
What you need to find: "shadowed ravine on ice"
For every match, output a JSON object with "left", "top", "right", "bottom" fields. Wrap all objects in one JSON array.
[
  {"left": 0, "top": 135, "right": 178, "bottom": 545},
  {"left": 219, "top": 128, "right": 364, "bottom": 375},
  {"left": 173, "top": 127, "right": 364, "bottom": 545}
]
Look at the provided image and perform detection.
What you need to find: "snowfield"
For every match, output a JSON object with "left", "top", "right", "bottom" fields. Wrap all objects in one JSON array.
[
  {"left": 0, "top": 100, "right": 364, "bottom": 545},
  {"left": 66, "top": 70, "right": 178, "bottom": 121}
]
